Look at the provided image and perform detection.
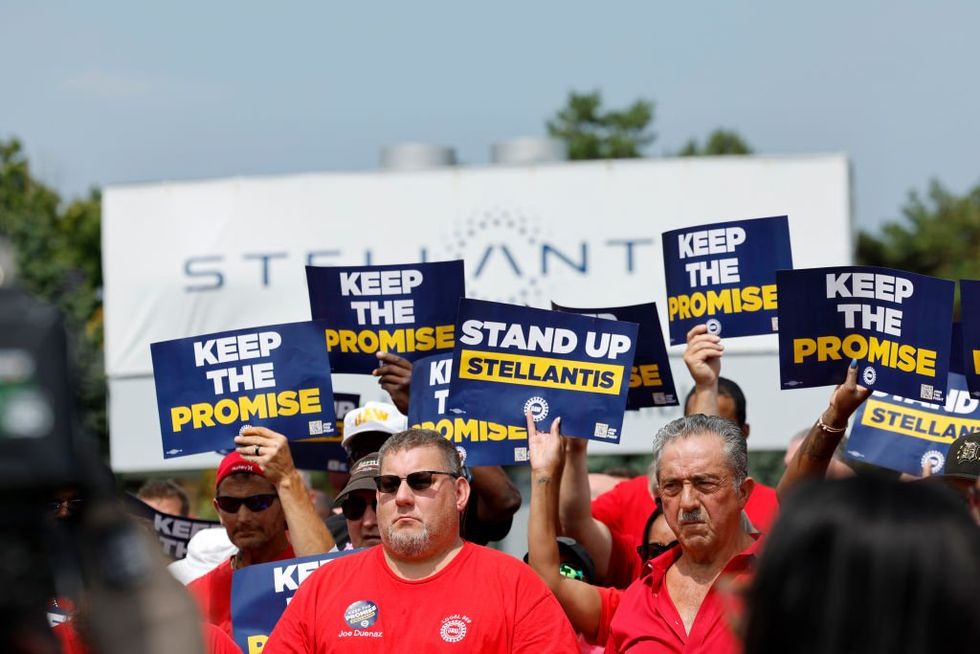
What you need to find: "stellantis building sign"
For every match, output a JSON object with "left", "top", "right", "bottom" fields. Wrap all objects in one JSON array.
[{"left": 103, "top": 155, "right": 850, "bottom": 471}]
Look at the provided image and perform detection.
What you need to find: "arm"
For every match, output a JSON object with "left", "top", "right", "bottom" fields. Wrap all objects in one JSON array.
[
  {"left": 557, "top": 435, "right": 614, "bottom": 582},
  {"left": 683, "top": 323, "right": 724, "bottom": 415},
  {"left": 467, "top": 465, "right": 522, "bottom": 537},
  {"left": 235, "top": 427, "right": 336, "bottom": 556},
  {"left": 777, "top": 361, "right": 870, "bottom": 499},
  {"left": 526, "top": 412, "right": 603, "bottom": 641},
  {"left": 373, "top": 351, "right": 412, "bottom": 414}
]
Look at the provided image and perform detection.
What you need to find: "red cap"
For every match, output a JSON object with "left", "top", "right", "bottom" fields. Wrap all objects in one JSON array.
[{"left": 215, "top": 452, "right": 265, "bottom": 491}]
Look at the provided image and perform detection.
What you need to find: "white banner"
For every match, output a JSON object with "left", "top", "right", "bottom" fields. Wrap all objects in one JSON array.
[{"left": 104, "top": 155, "right": 850, "bottom": 470}]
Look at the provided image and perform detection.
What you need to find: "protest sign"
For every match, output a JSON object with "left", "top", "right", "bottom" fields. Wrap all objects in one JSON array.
[
  {"left": 662, "top": 215, "right": 792, "bottom": 345},
  {"left": 289, "top": 392, "right": 360, "bottom": 472},
  {"left": 124, "top": 494, "right": 219, "bottom": 560},
  {"left": 847, "top": 373, "right": 979, "bottom": 475},
  {"left": 151, "top": 321, "right": 337, "bottom": 458},
  {"left": 777, "top": 266, "right": 954, "bottom": 401},
  {"left": 306, "top": 260, "right": 465, "bottom": 373},
  {"left": 552, "top": 302, "right": 678, "bottom": 409},
  {"left": 231, "top": 550, "right": 357, "bottom": 653},
  {"left": 408, "top": 353, "right": 528, "bottom": 465},
  {"left": 961, "top": 280, "right": 980, "bottom": 398},
  {"left": 447, "top": 299, "right": 637, "bottom": 448}
]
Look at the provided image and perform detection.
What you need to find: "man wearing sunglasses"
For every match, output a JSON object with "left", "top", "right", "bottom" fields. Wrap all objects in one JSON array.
[
  {"left": 190, "top": 426, "right": 335, "bottom": 638},
  {"left": 264, "top": 428, "right": 578, "bottom": 653},
  {"left": 333, "top": 452, "right": 382, "bottom": 549}
]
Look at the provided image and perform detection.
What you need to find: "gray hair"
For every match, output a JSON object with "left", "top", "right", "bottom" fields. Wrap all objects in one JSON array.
[
  {"left": 651, "top": 414, "right": 748, "bottom": 490},
  {"left": 378, "top": 428, "right": 463, "bottom": 476}
]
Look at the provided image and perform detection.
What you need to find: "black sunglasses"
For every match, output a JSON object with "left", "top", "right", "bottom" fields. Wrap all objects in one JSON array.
[
  {"left": 47, "top": 498, "right": 84, "bottom": 515},
  {"left": 637, "top": 540, "right": 678, "bottom": 562},
  {"left": 215, "top": 493, "right": 278, "bottom": 513},
  {"left": 374, "top": 471, "right": 460, "bottom": 494},
  {"left": 341, "top": 495, "right": 378, "bottom": 521}
]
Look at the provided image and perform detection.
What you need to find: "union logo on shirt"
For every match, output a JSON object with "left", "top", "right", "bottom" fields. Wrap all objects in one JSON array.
[{"left": 439, "top": 614, "right": 471, "bottom": 643}]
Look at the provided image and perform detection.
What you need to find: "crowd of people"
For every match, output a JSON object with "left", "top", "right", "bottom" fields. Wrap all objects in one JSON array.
[{"left": 42, "top": 325, "right": 980, "bottom": 653}]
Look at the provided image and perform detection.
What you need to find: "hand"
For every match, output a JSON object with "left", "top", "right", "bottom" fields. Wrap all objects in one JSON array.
[
  {"left": 683, "top": 324, "right": 723, "bottom": 388},
  {"left": 373, "top": 351, "right": 412, "bottom": 414},
  {"left": 234, "top": 426, "right": 297, "bottom": 486},
  {"left": 527, "top": 412, "right": 564, "bottom": 478},
  {"left": 823, "top": 360, "right": 872, "bottom": 428}
]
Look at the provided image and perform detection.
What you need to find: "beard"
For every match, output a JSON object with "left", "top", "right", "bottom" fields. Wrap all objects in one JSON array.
[{"left": 382, "top": 522, "right": 432, "bottom": 558}]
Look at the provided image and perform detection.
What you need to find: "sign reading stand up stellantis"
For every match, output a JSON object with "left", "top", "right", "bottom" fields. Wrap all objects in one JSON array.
[
  {"left": 447, "top": 299, "right": 637, "bottom": 452},
  {"left": 777, "top": 266, "right": 954, "bottom": 402},
  {"left": 552, "top": 302, "right": 678, "bottom": 409},
  {"left": 662, "top": 215, "right": 792, "bottom": 345},
  {"left": 408, "top": 352, "right": 529, "bottom": 466},
  {"left": 306, "top": 260, "right": 465, "bottom": 374},
  {"left": 847, "top": 373, "right": 980, "bottom": 476},
  {"left": 960, "top": 280, "right": 980, "bottom": 398},
  {"left": 151, "top": 321, "right": 337, "bottom": 458}
]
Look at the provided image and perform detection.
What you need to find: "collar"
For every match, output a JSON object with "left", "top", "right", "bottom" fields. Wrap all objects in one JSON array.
[{"left": 643, "top": 532, "right": 761, "bottom": 588}]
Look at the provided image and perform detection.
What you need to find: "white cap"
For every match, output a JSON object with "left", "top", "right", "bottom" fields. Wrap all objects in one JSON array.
[
  {"left": 167, "top": 527, "right": 237, "bottom": 585},
  {"left": 342, "top": 401, "right": 406, "bottom": 447}
]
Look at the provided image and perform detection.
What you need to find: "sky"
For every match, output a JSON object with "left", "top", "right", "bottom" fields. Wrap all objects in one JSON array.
[{"left": 2, "top": 0, "right": 978, "bottom": 233}]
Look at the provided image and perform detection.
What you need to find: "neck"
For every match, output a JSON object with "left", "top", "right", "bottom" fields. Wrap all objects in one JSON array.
[
  {"left": 676, "top": 528, "right": 753, "bottom": 576},
  {"left": 383, "top": 537, "right": 465, "bottom": 581},
  {"left": 235, "top": 533, "right": 290, "bottom": 569}
]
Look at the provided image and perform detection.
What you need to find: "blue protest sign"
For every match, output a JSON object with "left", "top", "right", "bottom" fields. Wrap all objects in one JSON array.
[
  {"left": 306, "top": 260, "right": 465, "bottom": 373},
  {"left": 777, "top": 266, "right": 954, "bottom": 402},
  {"left": 846, "top": 373, "right": 980, "bottom": 475},
  {"left": 151, "top": 321, "right": 338, "bottom": 458},
  {"left": 289, "top": 392, "right": 360, "bottom": 472},
  {"left": 123, "top": 494, "right": 220, "bottom": 560},
  {"left": 552, "top": 302, "right": 678, "bottom": 410},
  {"left": 231, "top": 550, "right": 358, "bottom": 653},
  {"left": 408, "top": 353, "right": 528, "bottom": 465},
  {"left": 447, "top": 299, "right": 638, "bottom": 448},
  {"left": 960, "top": 280, "right": 980, "bottom": 398},
  {"left": 662, "top": 215, "right": 792, "bottom": 345}
]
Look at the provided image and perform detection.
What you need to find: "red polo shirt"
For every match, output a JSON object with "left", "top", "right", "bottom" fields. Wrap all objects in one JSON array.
[{"left": 604, "top": 535, "right": 760, "bottom": 654}]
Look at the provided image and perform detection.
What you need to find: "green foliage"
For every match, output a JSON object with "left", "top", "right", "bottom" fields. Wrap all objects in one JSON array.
[
  {"left": 547, "top": 91, "right": 655, "bottom": 160},
  {"left": 677, "top": 128, "right": 753, "bottom": 156},
  {"left": 857, "top": 179, "right": 980, "bottom": 315},
  {"left": 0, "top": 139, "right": 106, "bottom": 446}
]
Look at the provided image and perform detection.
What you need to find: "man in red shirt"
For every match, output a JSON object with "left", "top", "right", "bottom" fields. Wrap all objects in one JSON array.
[
  {"left": 606, "top": 413, "right": 758, "bottom": 653},
  {"left": 189, "top": 427, "right": 335, "bottom": 636},
  {"left": 263, "top": 428, "right": 580, "bottom": 653}
]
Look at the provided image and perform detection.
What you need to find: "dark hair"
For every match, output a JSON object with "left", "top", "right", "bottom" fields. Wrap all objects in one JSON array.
[
  {"left": 743, "top": 476, "right": 980, "bottom": 654},
  {"left": 378, "top": 429, "right": 462, "bottom": 477},
  {"left": 137, "top": 479, "right": 190, "bottom": 516},
  {"left": 683, "top": 376, "right": 747, "bottom": 427}
]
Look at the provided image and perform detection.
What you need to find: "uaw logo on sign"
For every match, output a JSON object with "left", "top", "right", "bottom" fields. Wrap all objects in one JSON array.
[
  {"left": 447, "top": 299, "right": 638, "bottom": 447},
  {"left": 662, "top": 215, "right": 792, "bottom": 345}
]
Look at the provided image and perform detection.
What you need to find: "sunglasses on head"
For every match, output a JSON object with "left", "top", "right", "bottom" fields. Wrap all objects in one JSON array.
[
  {"left": 341, "top": 495, "right": 378, "bottom": 521},
  {"left": 374, "top": 471, "right": 460, "bottom": 494},
  {"left": 215, "top": 494, "right": 278, "bottom": 513},
  {"left": 637, "top": 540, "right": 678, "bottom": 562},
  {"left": 559, "top": 563, "right": 585, "bottom": 581}
]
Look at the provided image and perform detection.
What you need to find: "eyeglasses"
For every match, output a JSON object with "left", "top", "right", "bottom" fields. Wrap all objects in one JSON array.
[
  {"left": 215, "top": 494, "right": 278, "bottom": 513},
  {"left": 374, "top": 471, "right": 460, "bottom": 494},
  {"left": 636, "top": 540, "right": 678, "bottom": 562},
  {"left": 47, "top": 498, "right": 84, "bottom": 515},
  {"left": 340, "top": 495, "right": 377, "bottom": 521},
  {"left": 559, "top": 563, "right": 585, "bottom": 581}
]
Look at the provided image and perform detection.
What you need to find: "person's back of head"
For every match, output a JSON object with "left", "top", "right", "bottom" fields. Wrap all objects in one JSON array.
[
  {"left": 137, "top": 479, "right": 190, "bottom": 517},
  {"left": 744, "top": 476, "right": 980, "bottom": 654}
]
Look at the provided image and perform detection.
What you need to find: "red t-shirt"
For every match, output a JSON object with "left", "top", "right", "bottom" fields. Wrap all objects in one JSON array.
[
  {"left": 52, "top": 621, "right": 242, "bottom": 654},
  {"left": 189, "top": 545, "right": 295, "bottom": 637},
  {"left": 604, "top": 537, "right": 760, "bottom": 654},
  {"left": 263, "top": 541, "right": 580, "bottom": 653},
  {"left": 592, "top": 476, "right": 779, "bottom": 550}
]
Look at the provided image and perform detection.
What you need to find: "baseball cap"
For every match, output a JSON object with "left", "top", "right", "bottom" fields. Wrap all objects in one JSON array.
[
  {"left": 334, "top": 452, "right": 381, "bottom": 505},
  {"left": 215, "top": 451, "right": 265, "bottom": 491},
  {"left": 939, "top": 431, "right": 980, "bottom": 481},
  {"left": 342, "top": 402, "right": 406, "bottom": 448}
]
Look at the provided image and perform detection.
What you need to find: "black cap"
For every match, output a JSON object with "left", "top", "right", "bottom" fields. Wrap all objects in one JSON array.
[{"left": 939, "top": 431, "right": 980, "bottom": 481}]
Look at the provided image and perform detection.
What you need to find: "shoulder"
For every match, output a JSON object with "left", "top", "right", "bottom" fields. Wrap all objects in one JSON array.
[
  {"left": 189, "top": 558, "right": 232, "bottom": 592},
  {"left": 302, "top": 547, "right": 377, "bottom": 586}
]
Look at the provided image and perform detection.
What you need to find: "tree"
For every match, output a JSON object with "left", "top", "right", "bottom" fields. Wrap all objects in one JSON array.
[
  {"left": 0, "top": 139, "right": 106, "bottom": 446},
  {"left": 677, "top": 128, "right": 753, "bottom": 156},
  {"left": 547, "top": 91, "right": 655, "bottom": 160},
  {"left": 857, "top": 179, "right": 980, "bottom": 315}
]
